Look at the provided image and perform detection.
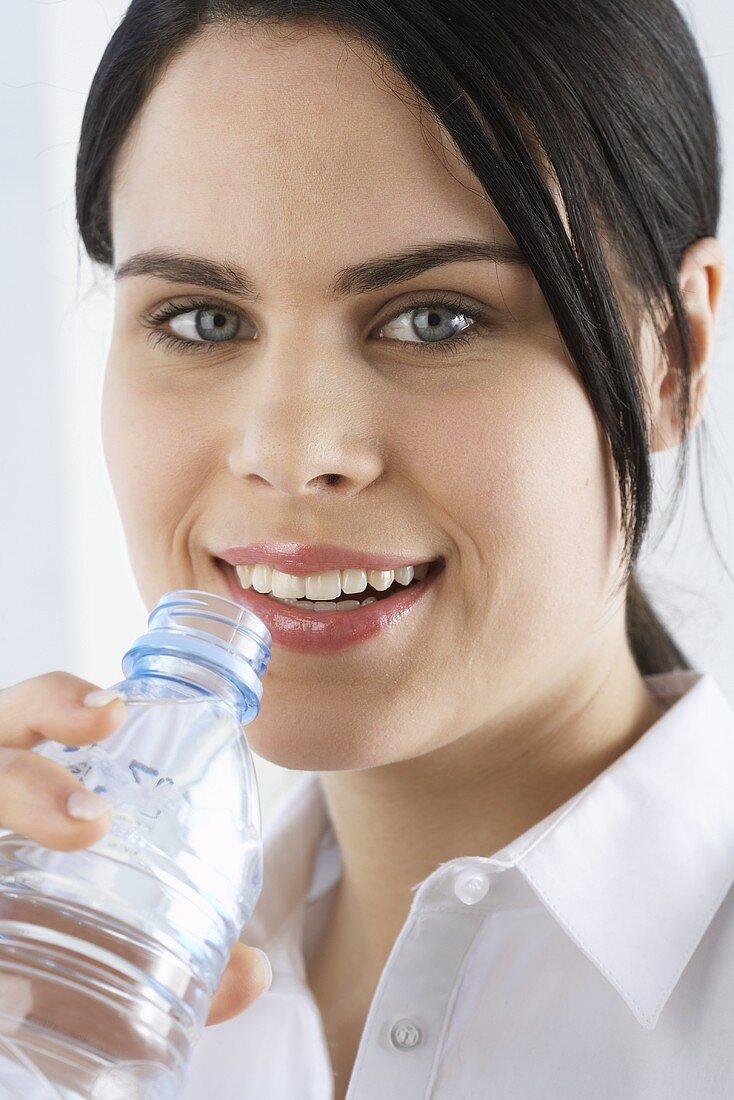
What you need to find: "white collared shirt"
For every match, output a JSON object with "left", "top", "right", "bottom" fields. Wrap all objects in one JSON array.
[{"left": 183, "top": 669, "right": 734, "bottom": 1099}]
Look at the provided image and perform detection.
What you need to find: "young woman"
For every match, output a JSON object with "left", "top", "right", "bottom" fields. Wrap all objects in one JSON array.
[{"left": 1, "top": 0, "right": 732, "bottom": 1096}]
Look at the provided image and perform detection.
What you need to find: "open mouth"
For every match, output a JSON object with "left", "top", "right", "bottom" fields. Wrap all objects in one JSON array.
[
  {"left": 216, "top": 556, "right": 445, "bottom": 650},
  {"left": 218, "top": 557, "right": 445, "bottom": 613}
]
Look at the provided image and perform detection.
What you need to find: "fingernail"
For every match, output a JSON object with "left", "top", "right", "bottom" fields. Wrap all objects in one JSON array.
[
  {"left": 253, "top": 948, "right": 272, "bottom": 993},
  {"left": 66, "top": 789, "right": 112, "bottom": 820},
  {"left": 83, "top": 690, "right": 125, "bottom": 708}
]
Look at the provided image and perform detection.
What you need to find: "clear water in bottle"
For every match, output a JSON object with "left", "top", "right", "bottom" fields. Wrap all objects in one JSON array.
[{"left": 0, "top": 591, "right": 272, "bottom": 1099}]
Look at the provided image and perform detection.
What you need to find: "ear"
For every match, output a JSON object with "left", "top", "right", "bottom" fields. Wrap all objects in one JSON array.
[{"left": 647, "top": 236, "right": 725, "bottom": 454}]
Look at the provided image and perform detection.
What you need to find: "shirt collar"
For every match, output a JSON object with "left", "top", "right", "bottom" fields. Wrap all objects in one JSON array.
[{"left": 242, "top": 670, "right": 734, "bottom": 1030}]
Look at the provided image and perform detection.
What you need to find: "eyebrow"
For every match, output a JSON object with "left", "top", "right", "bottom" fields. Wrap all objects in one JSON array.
[{"left": 113, "top": 238, "right": 528, "bottom": 300}]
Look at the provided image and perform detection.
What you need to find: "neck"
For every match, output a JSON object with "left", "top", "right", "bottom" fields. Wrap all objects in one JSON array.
[{"left": 313, "top": 638, "right": 667, "bottom": 994}]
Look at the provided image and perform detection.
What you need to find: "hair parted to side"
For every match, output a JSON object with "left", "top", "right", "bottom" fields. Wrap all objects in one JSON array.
[{"left": 76, "top": 0, "right": 729, "bottom": 676}]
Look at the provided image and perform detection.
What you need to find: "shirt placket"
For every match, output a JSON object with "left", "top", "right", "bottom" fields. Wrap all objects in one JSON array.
[{"left": 344, "top": 861, "right": 504, "bottom": 1100}]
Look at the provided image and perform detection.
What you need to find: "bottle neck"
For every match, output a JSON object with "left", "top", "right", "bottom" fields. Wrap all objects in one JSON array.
[
  {"left": 117, "top": 653, "right": 247, "bottom": 723},
  {"left": 118, "top": 592, "right": 271, "bottom": 727}
]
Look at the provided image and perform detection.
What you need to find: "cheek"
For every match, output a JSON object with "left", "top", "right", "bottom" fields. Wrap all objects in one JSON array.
[
  {"left": 392, "top": 362, "right": 620, "bottom": 644},
  {"left": 101, "top": 362, "right": 216, "bottom": 549}
]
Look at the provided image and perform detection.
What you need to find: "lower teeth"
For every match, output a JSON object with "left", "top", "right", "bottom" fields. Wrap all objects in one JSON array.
[{"left": 269, "top": 595, "right": 379, "bottom": 611}]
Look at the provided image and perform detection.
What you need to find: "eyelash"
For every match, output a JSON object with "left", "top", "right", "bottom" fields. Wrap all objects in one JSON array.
[{"left": 140, "top": 292, "right": 493, "bottom": 359}]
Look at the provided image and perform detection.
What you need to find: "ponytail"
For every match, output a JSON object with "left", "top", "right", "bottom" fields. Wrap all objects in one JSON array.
[{"left": 626, "top": 573, "right": 692, "bottom": 675}]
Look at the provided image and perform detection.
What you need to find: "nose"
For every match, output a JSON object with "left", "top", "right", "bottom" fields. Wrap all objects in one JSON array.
[{"left": 227, "top": 348, "right": 385, "bottom": 498}]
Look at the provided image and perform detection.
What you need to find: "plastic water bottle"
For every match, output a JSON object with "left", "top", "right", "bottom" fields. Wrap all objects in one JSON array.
[{"left": 0, "top": 590, "right": 272, "bottom": 1100}]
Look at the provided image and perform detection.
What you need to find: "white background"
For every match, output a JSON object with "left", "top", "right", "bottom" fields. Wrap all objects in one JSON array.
[{"left": 1, "top": 0, "right": 733, "bottom": 823}]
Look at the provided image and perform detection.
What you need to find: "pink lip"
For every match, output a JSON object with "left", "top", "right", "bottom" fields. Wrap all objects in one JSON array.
[
  {"left": 216, "top": 559, "right": 445, "bottom": 653},
  {"left": 215, "top": 542, "right": 439, "bottom": 576}
]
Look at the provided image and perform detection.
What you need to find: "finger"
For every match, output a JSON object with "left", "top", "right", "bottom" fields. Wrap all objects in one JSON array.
[
  {"left": 205, "top": 943, "right": 272, "bottom": 1026},
  {"left": 0, "top": 671, "right": 126, "bottom": 751},
  {"left": 0, "top": 747, "right": 112, "bottom": 851}
]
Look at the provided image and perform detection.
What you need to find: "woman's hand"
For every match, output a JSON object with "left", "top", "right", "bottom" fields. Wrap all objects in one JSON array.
[
  {"left": 0, "top": 670, "right": 272, "bottom": 1026},
  {"left": 204, "top": 940, "right": 272, "bottom": 1025}
]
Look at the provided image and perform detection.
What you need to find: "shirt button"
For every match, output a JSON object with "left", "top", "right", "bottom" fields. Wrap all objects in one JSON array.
[
  {"left": 389, "top": 1019, "right": 423, "bottom": 1050},
  {"left": 453, "top": 867, "right": 490, "bottom": 905}
]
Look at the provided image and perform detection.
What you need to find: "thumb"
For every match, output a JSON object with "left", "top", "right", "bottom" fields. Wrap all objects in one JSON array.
[{"left": 205, "top": 943, "right": 273, "bottom": 1027}]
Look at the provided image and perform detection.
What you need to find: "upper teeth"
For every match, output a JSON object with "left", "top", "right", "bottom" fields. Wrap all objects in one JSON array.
[{"left": 235, "top": 562, "right": 430, "bottom": 599}]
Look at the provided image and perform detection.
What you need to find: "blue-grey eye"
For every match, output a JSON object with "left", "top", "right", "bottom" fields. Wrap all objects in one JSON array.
[
  {"left": 169, "top": 307, "right": 241, "bottom": 343},
  {"left": 381, "top": 305, "right": 473, "bottom": 344}
]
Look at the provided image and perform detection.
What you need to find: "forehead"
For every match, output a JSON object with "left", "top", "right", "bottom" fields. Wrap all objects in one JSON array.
[{"left": 109, "top": 22, "right": 520, "bottom": 277}]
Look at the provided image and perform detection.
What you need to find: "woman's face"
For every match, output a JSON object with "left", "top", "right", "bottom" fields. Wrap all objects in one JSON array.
[{"left": 105, "top": 24, "right": 644, "bottom": 770}]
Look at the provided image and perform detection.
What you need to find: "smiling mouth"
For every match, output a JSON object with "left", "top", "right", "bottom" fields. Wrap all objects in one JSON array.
[{"left": 217, "top": 557, "right": 445, "bottom": 612}]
